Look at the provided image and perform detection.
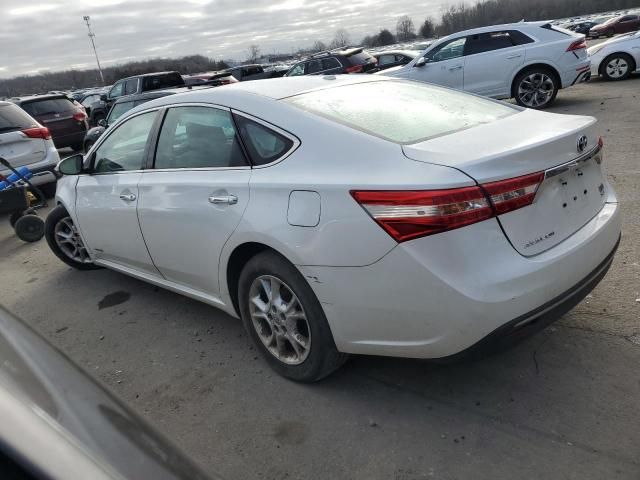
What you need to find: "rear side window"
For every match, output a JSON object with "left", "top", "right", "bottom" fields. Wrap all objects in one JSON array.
[
  {"left": 142, "top": 73, "right": 184, "bottom": 91},
  {"left": 508, "top": 30, "right": 535, "bottom": 45},
  {"left": 286, "top": 80, "right": 517, "bottom": 144},
  {"left": 20, "top": 98, "right": 73, "bottom": 116},
  {"left": 235, "top": 115, "right": 294, "bottom": 166},
  {"left": 0, "top": 103, "right": 37, "bottom": 132},
  {"left": 321, "top": 58, "right": 341, "bottom": 70},
  {"left": 465, "top": 31, "right": 514, "bottom": 55},
  {"left": 378, "top": 54, "right": 396, "bottom": 66},
  {"left": 155, "top": 106, "right": 247, "bottom": 169},
  {"left": 307, "top": 60, "right": 322, "bottom": 74}
]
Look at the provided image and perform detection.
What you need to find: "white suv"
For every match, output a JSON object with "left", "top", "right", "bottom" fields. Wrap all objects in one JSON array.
[
  {"left": 382, "top": 22, "right": 590, "bottom": 109},
  {"left": 0, "top": 101, "right": 59, "bottom": 195}
]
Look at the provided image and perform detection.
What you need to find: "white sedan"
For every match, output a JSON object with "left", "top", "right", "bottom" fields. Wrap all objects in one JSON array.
[
  {"left": 382, "top": 21, "right": 591, "bottom": 109},
  {"left": 47, "top": 76, "right": 620, "bottom": 381},
  {"left": 588, "top": 31, "right": 640, "bottom": 80}
]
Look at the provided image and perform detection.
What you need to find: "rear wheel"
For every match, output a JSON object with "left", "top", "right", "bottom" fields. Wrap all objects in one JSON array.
[
  {"left": 14, "top": 214, "right": 45, "bottom": 242},
  {"left": 238, "top": 251, "right": 348, "bottom": 382},
  {"left": 606, "top": 29, "right": 615, "bottom": 37},
  {"left": 45, "top": 205, "right": 101, "bottom": 270},
  {"left": 601, "top": 53, "right": 634, "bottom": 81},
  {"left": 513, "top": 68, "right": 559, "bottom": 109}
]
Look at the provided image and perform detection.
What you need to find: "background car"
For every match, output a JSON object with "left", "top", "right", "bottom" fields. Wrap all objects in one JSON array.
[
  {"left": 589, "top": 14, "right": 640, "bottom": 38},
  {"left": 103, "top": 71, "right": 185, "bottom": 109},
  {"left": 11, "top": 94, "right": 88, "bottom": 150},
  {"left": 285, "top": 47, "right": 379, "bottom": 76},
  {"left": 0, "top": 101, "right": 59, "bottom": 196},
  {"left": 372, "top": 50, "right": 421, "bottom": 71},
  {"left": 563, "top": 21, "right": 599, "bottom": 37},
  {"left": 588, "top": 30, "right": 640, "bottom": 80},
  {"left": 48, "top": 76, "right": 619, "bottom": 382},
  {"left": 382, "top": 22, "right": 590, "bottom": 109},
  {"left": 0, "top": 306, "right": 212, "bottom": 480},
  {"left": 183, "top": 71, "right": 239, "bottom": 86}
]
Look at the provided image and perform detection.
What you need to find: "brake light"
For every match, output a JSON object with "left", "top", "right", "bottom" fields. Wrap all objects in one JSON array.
[
  {"left": 21, "top": 127, "right": 51, "bottom": 140},
  {"left": 345, "top": 64, "right": 364, "bottom": 74},
  {"left": 482, "top": 172, "right": 544, "bottom": 215},
  {"left": 352, "top": 172, "right": 545, "bottom": 242},
  {"left": 73, "top": 111, "right": 87, "bottom": 122},
  {"left": 351, "top": 187, "right": 493, "bottom": 242},
  {"left": 566, "top": 39, "right": 587, "bottom": 51}
]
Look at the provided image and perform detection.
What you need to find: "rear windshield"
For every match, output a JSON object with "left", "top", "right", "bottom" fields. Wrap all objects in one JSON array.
[
  {"left": 21, "top": 98, "right": 74, "bottom": 117},
  {"left": 142, "top": 73, "right": 185, "bottom": 91},
  {"left": 347, "top": 51, "right": 374, "bottom": 65},
  {"left": 285, "top": 80, "right": 517, "bottom": 144},
  {"left": 0, "top": 103, "right": 37, "bottom": 132}
]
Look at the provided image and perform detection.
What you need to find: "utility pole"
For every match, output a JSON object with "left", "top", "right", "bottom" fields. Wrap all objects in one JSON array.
[{"left": 83, "top": 16, "right": 105, "bottom": 85}]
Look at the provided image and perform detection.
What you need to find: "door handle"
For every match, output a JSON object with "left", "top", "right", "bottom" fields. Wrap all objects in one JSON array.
[
  {"left": 208, "top": 195, "right": 238, "bottom": 205},
  {"left": 506, "top": 54, "right": 522, "bottom": 59},
  {"left": 119, "top": 193, "right": 136, "bottom": 202},
  {"left": 449, "top": 65, "right": 463, "bottom": 71}
]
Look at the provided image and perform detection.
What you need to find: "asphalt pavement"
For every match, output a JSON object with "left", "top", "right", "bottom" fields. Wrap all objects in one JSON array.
[{"left": 1, "top": 74, "right": 639, "bottom": 480}]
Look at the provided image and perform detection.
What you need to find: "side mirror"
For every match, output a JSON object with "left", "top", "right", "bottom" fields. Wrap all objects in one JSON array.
[
  {"left": 57, "top": 154, "right": 84, "bottom": 176},
  {"left": 97, "top": 119, "right": 107, "bottom": 128},
  {"left": 415, "top": 57, "right": 427, "bottom": 67},
  {"left": 100, "top": 94, "right": 107, "bottom": 102}
]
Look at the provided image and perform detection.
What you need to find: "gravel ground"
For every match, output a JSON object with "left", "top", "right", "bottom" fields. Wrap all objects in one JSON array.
[{"left": 1, "top": 73, "right": 639, "bottom": 480}]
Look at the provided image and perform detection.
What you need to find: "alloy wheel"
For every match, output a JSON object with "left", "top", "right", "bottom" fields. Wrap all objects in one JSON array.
[
  {"left": 54, "top": 217, "right": 92, "bottom": 264},
  {"left": 605, "top": 57, "right": 629, "bottom": 79},
  {"left": 248, "top": 275, "right": 311, "bottom": 365},
  {"left": 517, "top": 73, "right": 555, "bottom": 108}
]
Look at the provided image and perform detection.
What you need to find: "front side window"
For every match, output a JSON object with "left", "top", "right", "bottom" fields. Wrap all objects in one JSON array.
[
  {"left": 378, "top": 54, "right": 396, "bottom": 66},
  {"left": 109, "top": 81, "right": 124, "bottom": 99},
  {"left": 234, "top": 115, "right": 294, "bottom": 166},
  {"left": 124, "top": 78, "right": 138, "bottom": 95},
  {"left": 93, "top": 111, "right": 156, "bottom": 173},
  {"left": 155, "top": 106, "right": 247, "bottom": 169},
  {"left": 426, "top": 37, "right": 466, "bottom": 62},
  {"left": 107, "top": 101, "right": 135, "bottom": 124},
  {"left": 286, "top": 80, "right": 517, "bottom": 144},
  {"left": 286, "top": 64, "right": 305, "bottom": 76}
]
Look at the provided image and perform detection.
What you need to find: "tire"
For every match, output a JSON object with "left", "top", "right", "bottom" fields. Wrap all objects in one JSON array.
[
  {"left": 14, "top": 214, "right": 45, "bottom": 243},
  {"left": 84, "top": 140, "right": 94, "bottom": 154},
  {"left": 238, "top": 251, "right": 348, "bottom": 382},
  {"left": 601, "top": 53, "right": 634, "bottom": 81},
  {"left": 513, "top": 67, "right": 559, "bottom": 109},
  {"left": 9, "top": 211, "right": 23, "bottom": 228},
  {"left": 606, "top": 29, "right": 615, "bottom": 38},
  {"left": 91, "top": 112, "right": 105, "bottom": 127},
  {"left": 45, "top": 205, "right": 101, "bottom": 270}
]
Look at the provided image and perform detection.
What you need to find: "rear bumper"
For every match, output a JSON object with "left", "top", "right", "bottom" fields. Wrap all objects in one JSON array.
[
  {"left": 0, "top": 145, "right": 59, "bottom": 182},
  {"left": 52, "top": 129, "right": 87, "bottom": 149},
  {"left": 560, "top": 59, "right": 591, "bottom": 88},
  {"left": 300, "top": 198, "right": 621, "bottom": 358}
]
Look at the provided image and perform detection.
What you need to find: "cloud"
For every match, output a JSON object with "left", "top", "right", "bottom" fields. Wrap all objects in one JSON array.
[{"left": 0, "top": 0, "right": 454, "bottom": 78}]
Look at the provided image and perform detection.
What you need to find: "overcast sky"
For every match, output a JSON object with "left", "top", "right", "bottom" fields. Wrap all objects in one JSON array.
[{"left": 0, "top": 0, "right": 460, "bottom": 79}]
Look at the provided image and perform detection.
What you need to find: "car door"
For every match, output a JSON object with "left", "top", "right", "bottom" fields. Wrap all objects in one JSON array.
[
  {"left": 136, "top": 105, "right": 251, "bottom": 296},
  {"left": 462, "top": 30, "right": 527, "bottom": 97},
  {"left": 406, "top": 37, "right": 466, "bottom": 89},
  {"left": 75, "top": 109, "right": 160, "bottom": 274}
]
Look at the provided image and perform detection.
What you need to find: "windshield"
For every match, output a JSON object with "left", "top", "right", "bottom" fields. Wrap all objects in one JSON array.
[{"left": 285, "top": 80, "right": 517, "bottom": 144}]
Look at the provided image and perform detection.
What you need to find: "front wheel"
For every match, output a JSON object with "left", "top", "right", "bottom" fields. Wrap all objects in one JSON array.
[
  {"left": 238, "top": 251, "right": 348, "bottom": 382},
  {"left": 45, "top": 205, "right": 101, "bottom": 270},
  {"left": 513, "top": 68, "right": 559, "bottom": 109},
  {"left": 601, "top": 53, "right": 634, "bottom": 81}
]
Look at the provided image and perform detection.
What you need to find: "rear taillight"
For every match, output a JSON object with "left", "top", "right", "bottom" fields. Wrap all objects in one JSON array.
[
  {"left": 351, "top": 187, "right": 493, "bottom": 242},
  {"left": 352, "top": 172, "right": 545, "bottom": 242},
  {"left": 345, "top": 64, "right": 364, "bottom": 74},
  {"left": 482, "top": 172, "right": 544, "bottom": 215},
  {"left": 567, "top": 39, "right": 587, "bottom": 51},
  {"left": 73, "top": 111, "right": 87, "bottom": 122},
  {"left": 21, "top": 127, "right": 51, "bottom": 140}
]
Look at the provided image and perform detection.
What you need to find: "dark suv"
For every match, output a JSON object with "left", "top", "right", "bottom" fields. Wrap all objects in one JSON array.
[
  {"left": 12, "top": 95, "right": 88, "bottom": 150},
  {"left": 102, "top": 71, "right": 185, "bottom": 109},
  {"left": 285, "top": 48, "right": 378, "bottom": 76}
]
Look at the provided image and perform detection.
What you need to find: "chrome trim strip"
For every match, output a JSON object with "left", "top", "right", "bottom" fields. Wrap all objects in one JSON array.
[{"left": 544, "top": 143, "right": 601, "bottom": 179}]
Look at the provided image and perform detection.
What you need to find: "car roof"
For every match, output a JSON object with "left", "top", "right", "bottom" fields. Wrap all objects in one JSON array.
[
  {"left": 120, "top": 71, "right": 180, "bottom": 80},
  {"left": 112, "top": 86, "right": 213, "bottom": 104},
  {"left": 11, "top": 94, "right": 70, "bottom": 104},
  {"left": 435, "top": 21, "right": 549, "bottom": 40},
  {"left": 374, "top": 50, "right": 420, "bottom": 56}
]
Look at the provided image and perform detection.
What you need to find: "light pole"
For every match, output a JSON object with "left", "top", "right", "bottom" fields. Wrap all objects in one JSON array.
[{"left": 83, "top": 15, "right": 105, "bottom": 85}]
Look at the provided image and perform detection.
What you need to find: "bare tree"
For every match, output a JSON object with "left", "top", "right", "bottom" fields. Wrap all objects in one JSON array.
[
  {"left": 330, "top": 28, "right": 350, "bottom": 49},
  {"left": 396, "top": 15, "right": 417, "bottom": 42},
  {"left": 311, "top": 40, "right": 327, "bottom": 52},
  {"left": 247, "top": 44, "right": 261, "bottom": 62}
]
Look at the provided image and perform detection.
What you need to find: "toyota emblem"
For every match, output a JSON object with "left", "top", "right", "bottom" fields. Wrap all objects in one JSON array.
[{"left": 577, "top": 135, "right": 588, "bottom": 153}]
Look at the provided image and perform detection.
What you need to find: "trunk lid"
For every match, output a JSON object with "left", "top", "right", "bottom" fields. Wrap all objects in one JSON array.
[{"left": 402, "top": 109, "right": 608, "bottom": 255}]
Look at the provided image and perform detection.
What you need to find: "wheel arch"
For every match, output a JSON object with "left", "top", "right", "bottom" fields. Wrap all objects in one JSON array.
[
  {"left": 511, "top": 63, "right": 561, "bottom": 98},
  {"left": 223, "top": 241, "right": 297, "bottom": 317}
]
